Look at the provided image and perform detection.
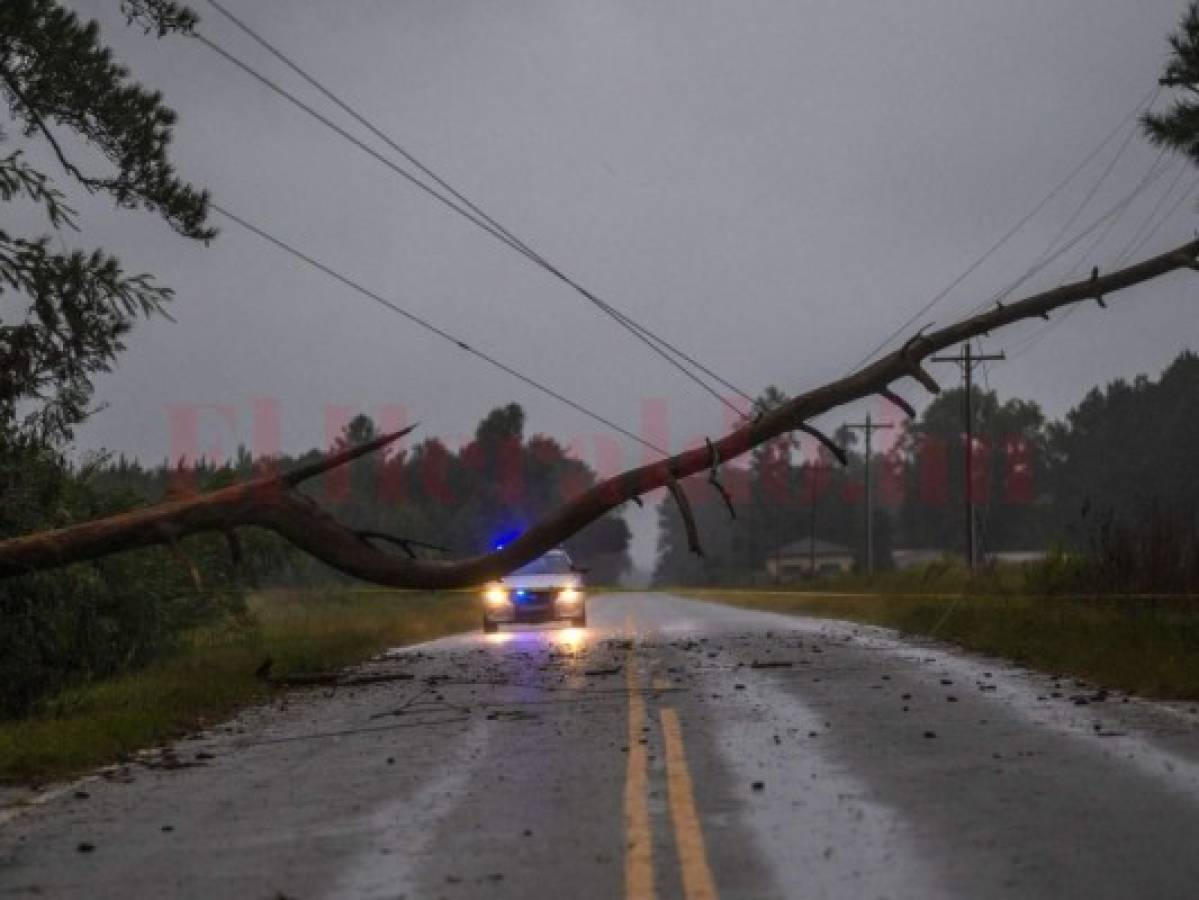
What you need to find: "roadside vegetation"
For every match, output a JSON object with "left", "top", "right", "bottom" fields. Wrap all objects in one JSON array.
[
  {"left": 0, "top": 589, "right": 477, "bottom": 784},
  {"left": 689, "top": 543, "right": 1199, "bottom": 701}
]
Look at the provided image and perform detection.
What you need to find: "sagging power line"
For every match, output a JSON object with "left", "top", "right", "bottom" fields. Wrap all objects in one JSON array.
[
  {"left": 848, "top": 84, "right": 1161, "bottom": 374},
  {"left": 210, "top": 202, "right": 668, "bottom": 457},
  {"left": 967, "top": 146, "right": 1177, "bottom": 321},
  {"left": 1005, "top": 151, "right": 1190, "bottom": 361},
  {"left": 195, "top": 0, "right": 755, "bottom": 418}
]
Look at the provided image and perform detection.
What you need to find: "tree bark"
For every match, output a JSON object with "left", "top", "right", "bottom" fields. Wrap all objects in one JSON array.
[{"left": 2, "top": 240, "right": 1196, "bottom": 589}]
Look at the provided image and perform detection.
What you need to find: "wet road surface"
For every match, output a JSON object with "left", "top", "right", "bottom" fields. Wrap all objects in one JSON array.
[{"left": 5, "top": 591, "right": 1199, "bottom": 898}]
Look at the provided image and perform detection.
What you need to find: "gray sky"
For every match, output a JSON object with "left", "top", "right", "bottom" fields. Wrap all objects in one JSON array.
[{"left": 42, "top": 1, "right": 1199, "bottom": 568}]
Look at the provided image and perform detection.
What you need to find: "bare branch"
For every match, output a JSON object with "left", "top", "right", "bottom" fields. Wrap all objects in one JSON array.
[
  {"left": 665, "top": 473, "right": 703, "bottom": 557},
  {"left": 798, "top": 424, "right": 848, "bottom": 466},
  {"left": 163, "top": 532, "right": 203, "bottom": 593},
  {"left": 1092, "top": 267, "right": 1107, "bottom": 308},
  {"left": 879, "top": 387, "right": 917, "bottom": 419},
  {"left": 282, "top": 425, "right": 418, "bottom": 487},
  {"left": 356, "top": 531, "right": 449, "bottom": 559},
  {"left": 705, "top": 438, "right": 736, "bottom": 520}
]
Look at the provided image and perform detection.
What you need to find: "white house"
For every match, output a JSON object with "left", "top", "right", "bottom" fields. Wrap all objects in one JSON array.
[{"left": 765, "top": 539, "right": 855, "bottom": 580}]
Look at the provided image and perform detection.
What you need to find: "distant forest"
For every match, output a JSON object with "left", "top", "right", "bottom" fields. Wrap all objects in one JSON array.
[
  {"left": 654, "top": 350, "right": 1199, "bottom": 585},
  {"left": 98, "top": 403, "right": 634, "bottom": 585}
]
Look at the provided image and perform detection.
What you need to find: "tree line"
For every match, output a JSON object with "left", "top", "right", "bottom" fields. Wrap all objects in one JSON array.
[{"left": 655, "top": 351, "right": 1199, "bottom": 585}]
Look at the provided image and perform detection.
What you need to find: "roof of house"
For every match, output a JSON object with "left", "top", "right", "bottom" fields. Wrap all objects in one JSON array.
[{"left": 774, "top": 538, "right": 851, "bottom": 558}]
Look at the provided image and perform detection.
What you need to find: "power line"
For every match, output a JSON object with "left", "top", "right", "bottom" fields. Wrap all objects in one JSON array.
[
  {"left": 1043, "top": 111, "right": 1147, "bottom": 260},
  {"left": 962, "top": 146, "right": 1175, "bottom": 329},
  {"left": 209, "top": 202, "right": 668, "bottom": 456},
  {"left": 1056, "top": 149, "right": 1175, "bottom": 283},
  {"left": 194, "top": 4, "right": 754, "bottom": 415},
  {"left": 1005, "top": 161, "right": 1193, "bottom": 363},
  {"left": 198, "top": 0, "right": 749, "bottom": 406},
  {"left": 847, "top": 84, "right": 1160, "bottom": 373},
  {"left": 983, "top": 107, "right": 1149, "bottom": 310},
  {"left": 1114, "top": 164, "right": 1197, "bottom": 267}
]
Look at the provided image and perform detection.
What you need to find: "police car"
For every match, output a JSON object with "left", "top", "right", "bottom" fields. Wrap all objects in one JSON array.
[{"left": 482, "top": 549, "right": 586, "bottom": 633}]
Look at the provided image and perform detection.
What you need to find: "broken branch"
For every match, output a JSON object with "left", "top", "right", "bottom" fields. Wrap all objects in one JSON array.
[
  {"left": 798, "top": 424, "right": 848, "bottom": 466},
  {"left": 705, "top": 438, "right": 736, "bottom": 520},
  {"left": 356, "top": 531, "right": 450, "bottom": 559},
  {"left": 665, "top": 472, "right": 704, "bottom": 557},
  {"left": 878, "top": 387, "right": 917, "bottom": 419}
]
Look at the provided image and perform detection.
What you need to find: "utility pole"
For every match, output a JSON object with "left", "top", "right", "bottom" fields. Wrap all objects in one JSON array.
[
  {"left": 845, "top": 413, "right": 893, "bottom": 574},
  {"left": 932, "top": 342, "right": 1005, "bottom": 569},
  {"left": 806, "top": 460, "right": 834, "bottom": 578}
]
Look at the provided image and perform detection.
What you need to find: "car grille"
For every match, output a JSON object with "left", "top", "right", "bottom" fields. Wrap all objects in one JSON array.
[{"left": 514, "top": 590, "right": 554, "bottom": 608}]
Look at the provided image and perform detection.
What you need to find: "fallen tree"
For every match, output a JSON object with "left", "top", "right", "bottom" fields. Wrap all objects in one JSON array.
[{"left": 2, "top": 239, "right": 1197, "bottom": 589}]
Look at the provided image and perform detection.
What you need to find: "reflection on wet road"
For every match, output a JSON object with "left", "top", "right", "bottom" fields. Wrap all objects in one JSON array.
[{"left": 6, "top": 592, "right": 1199, "bottom": 899}]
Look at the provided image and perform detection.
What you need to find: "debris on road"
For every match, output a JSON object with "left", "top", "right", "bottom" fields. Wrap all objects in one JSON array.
[{"left": 485, "top": 709, "right": 541, "bottom": 722}]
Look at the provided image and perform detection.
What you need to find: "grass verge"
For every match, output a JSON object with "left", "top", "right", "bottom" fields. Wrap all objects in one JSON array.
[
  {"left": 687, "top": 588, "right": 1199, "bottom": 700},
  {"left": 0, "top": 588, "right": 477, "bottom": 784}
]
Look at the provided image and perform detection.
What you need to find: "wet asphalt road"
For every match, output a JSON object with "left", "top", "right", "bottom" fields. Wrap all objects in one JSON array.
[{"left": 5, "top": 591, "right": 1199, "bottom": 899}]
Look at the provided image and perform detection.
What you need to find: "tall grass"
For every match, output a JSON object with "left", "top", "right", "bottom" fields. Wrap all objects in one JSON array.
[
  {"left": 758, "top": 557, "right": 1026, "bottom": 596},
  {"left": 1028, "top": 505, "right": 1199, "bottom": 596},
  {"left": 0, "top": 589, "right": 478, "bottom": 784}
]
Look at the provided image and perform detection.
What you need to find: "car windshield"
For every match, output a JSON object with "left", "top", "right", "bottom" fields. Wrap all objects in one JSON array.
[{"left": 512, "top": 551, "right": 573, "bottom": 576}]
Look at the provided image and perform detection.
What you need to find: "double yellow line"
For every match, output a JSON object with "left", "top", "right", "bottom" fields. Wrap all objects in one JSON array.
[{"left": 624, "top": 646, "right": 718, "bottom": 900}]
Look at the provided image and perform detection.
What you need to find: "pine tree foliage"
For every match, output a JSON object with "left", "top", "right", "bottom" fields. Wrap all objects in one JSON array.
[
  {"left": 1144, "top": 3, "right": 1199, "bottom": 164},
  {"left": 0, "top": 0, "right": 210, "bottom": 441}
]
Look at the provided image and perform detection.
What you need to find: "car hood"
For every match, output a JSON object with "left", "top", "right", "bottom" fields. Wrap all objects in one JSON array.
[{"left": 500, "top": 573, "right": 582, "bottom": 591}]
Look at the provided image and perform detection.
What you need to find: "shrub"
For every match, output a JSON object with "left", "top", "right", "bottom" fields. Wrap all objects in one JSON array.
[{"left": 1026, "top": 504, "right": 1199, "bottom": 596}]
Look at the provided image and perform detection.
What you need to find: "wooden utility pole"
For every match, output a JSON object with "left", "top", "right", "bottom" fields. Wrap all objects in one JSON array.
[
  {"left": 932, "top": 342, "right": 1005, "bottom": 569},
  {"left": 806, "top": 460, "right": 834, "bottom": 578},
  {"left": 845, "top": 413, "right": 893, "bottom": 574}
]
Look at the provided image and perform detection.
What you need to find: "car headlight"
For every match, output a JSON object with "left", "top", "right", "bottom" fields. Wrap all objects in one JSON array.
[
  {"left": 484, "top": 586, "right": 510, "bottom": 606},
  {"left": 557, "top": 587, "right": 582, "bottom": 604}
]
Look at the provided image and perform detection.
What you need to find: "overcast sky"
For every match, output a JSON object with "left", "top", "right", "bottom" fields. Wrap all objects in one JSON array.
[{"left": 39, "top": 1, "right": 1199, "bottom": 568}]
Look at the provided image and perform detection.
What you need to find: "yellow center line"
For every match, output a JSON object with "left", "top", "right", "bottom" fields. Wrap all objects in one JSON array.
[
  {"left": 624, "top": 628, "right": 655, "bottom": 899},
  {"left": 660, "top": 707, "right": 719, "bottom": 900}
]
